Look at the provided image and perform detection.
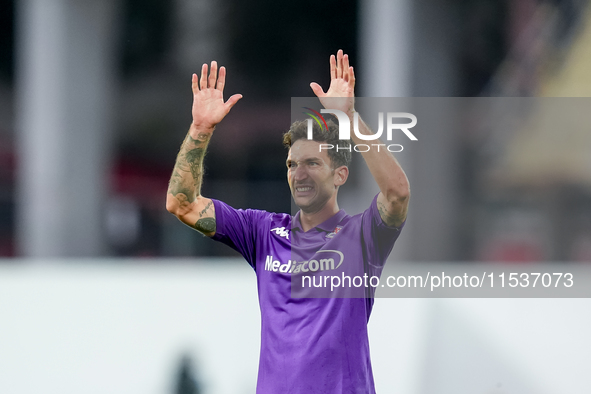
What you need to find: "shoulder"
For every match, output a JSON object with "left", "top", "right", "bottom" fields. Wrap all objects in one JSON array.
[
  {"left": 269, "top": 211, "right": 291, "bottom": 224},
  {"left": 212, "top": 199, "right": 291, "bottom": 228}
]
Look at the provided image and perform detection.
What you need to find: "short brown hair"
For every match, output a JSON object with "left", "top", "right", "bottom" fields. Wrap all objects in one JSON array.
[{"left": 282, "top": 119, "right": 351, "bottom": 168}]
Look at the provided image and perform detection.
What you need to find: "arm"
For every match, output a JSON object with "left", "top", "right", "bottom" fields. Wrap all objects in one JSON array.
[
  {"left": 310, "top": 50, "right": 410, "bottom": 227},
  {"left": 166, "top": 61, "right": 242, "bottom": 236}
]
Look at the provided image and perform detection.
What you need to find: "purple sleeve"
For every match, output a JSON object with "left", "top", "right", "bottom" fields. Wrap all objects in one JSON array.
[
  {"left": 210, "top": 199, "right": 268, "bottom": 269},
  {"left": 361, "top": 193, "right": 405, "bottom": 269}
]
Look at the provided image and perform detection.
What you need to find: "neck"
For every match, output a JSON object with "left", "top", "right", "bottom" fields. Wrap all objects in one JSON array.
[{"left": 299, "top": 200, "right": 340, "bottom": 232}]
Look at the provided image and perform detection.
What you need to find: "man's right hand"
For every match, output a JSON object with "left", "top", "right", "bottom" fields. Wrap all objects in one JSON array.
[
  {"left": 167, "top": 61, "right": 240, "bottom": 236},
  {"left": 191, "top": 61, "right": 242, "bottom": 132}
]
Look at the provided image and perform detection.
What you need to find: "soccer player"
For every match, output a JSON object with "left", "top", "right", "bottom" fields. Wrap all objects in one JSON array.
[{"left": 166, "top": 50, "right": 410, "bottom": 393}]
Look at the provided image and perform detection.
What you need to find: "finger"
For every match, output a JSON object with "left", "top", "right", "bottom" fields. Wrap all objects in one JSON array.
[
  {"left": 224, "top": 94, "right": 243, "bottom": 111},
  {"left": 310, "top": 82, "right": 325, "bottom": 97},
  {"left": 192, "top": 73, "right": 199, "bottom": 94},
  {"left": 330, "top": 55, "right": 336, "bottom": 80},
  {"left": 337, "top": 49, "right": 343, "bottom": 78},
  {"left": 343, "top": 55, "right": 350, "bottom": 83},
  {"left": 208, "top": 61, "right": 218, "bottom": 89},
  {"left": 200, "top": 63, "right": 208, "bottom": 90},
  {"left": 216, "top": 66, "right": 226, "bottom": 92},
  {"left": 349, "top": 66, "right": 355, "bottom": 89}
]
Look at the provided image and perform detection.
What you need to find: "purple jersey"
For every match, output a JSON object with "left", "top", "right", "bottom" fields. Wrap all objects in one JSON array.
[{"left": 211, "top": 194, "right": 403, "bottom": 393}]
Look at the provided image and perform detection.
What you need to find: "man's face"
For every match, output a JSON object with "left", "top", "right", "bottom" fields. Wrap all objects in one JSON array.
[{"left": 287, "top": 140, "right": 345, "bottom": 213}]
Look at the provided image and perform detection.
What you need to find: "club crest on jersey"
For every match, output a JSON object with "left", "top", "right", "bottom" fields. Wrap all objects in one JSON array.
[
  {"left": 326, "top": 226, "right": 343, "bottom": 239},
  {"left": 270, "top": 226, "right": 289, "bottom": 239}
]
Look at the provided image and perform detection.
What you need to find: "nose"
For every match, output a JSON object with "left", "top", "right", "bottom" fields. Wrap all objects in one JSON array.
[{"left": 293, "top": 163, "right": 308, "bottom": 181}]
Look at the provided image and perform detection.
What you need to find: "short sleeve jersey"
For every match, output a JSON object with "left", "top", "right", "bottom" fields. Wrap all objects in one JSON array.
[{"left": 211, "top": 194, "right": 403, "bottom": 394}]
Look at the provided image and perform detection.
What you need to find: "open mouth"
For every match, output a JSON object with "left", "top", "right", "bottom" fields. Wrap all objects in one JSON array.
[{"left": 294, "top": 185, "right": 315, "bottom": 196}]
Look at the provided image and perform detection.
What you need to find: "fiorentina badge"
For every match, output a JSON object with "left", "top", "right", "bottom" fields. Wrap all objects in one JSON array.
[{"left": 326, "top": 225, "right": 343, "bottom": 239}]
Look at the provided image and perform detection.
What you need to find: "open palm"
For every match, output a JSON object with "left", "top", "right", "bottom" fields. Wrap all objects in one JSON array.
[
  {"left": 310, "top": 49, "right": 355, "bottom": 115},
  {"left": 192, "top": 61, "right": 242, "bottom": 130}
]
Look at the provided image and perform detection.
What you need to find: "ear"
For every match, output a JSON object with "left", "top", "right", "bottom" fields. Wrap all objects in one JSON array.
[{"left": 333, "top": 165, "right": 349, "bottom": 187}]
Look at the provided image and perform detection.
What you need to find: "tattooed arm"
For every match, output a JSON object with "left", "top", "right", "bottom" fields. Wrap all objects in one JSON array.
[
  {"left": 166, "top": 61, "right": 242, "bottom": 236},
  {"left": 311, "top": 50, "right": 409, "bottom": 227},
  {"left": 166, "top": 127, "right": 217, "bottom": 235}
]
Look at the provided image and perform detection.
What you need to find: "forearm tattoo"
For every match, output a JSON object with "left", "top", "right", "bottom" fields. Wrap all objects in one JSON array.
[{"left": 167, "top": 132, "right": 211, "bottom": 202}]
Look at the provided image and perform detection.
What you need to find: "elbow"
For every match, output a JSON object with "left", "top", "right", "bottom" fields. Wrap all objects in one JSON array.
[
  {"left": 392, "top": 192, "right": 410, "bottom": 208},
  {"left": 166, "top": 193, "right": 200, "bottom": 217},
  {"left": 385, "top": 183, "right": 410, "bottom": 205},
  {"left": 166, "top": 194, "right": 180, "bottom": 216},
  {"left": 400, "top": 187, "right": 411, "bottom": 202}
]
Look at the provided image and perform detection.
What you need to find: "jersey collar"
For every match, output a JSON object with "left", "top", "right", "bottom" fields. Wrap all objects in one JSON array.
[{"left": 291, "top": 209, "right": 347, "bottom": 233}]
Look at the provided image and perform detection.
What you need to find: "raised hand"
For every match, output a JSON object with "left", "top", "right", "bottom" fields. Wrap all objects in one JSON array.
[
  {"left": 310, "top": 49, "right": 355, "bottom": 115},
  {"left": 191, "top": 61, "right": 242, "bottom": 130}
]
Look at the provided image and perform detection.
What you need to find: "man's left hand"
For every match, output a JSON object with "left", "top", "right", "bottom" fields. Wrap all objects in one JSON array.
[{"left": 310, "top": 49, "right": 355, "bottom": 116}]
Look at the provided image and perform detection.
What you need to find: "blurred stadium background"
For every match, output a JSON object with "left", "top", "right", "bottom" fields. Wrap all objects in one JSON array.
[{"left": 0, "top": 0, "right": 590, "bottom": 393}]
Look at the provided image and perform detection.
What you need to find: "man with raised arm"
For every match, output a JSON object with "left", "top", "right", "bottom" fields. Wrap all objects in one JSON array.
[{"left": 167, "top": 50, "right": 410, "bottom": 393}]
